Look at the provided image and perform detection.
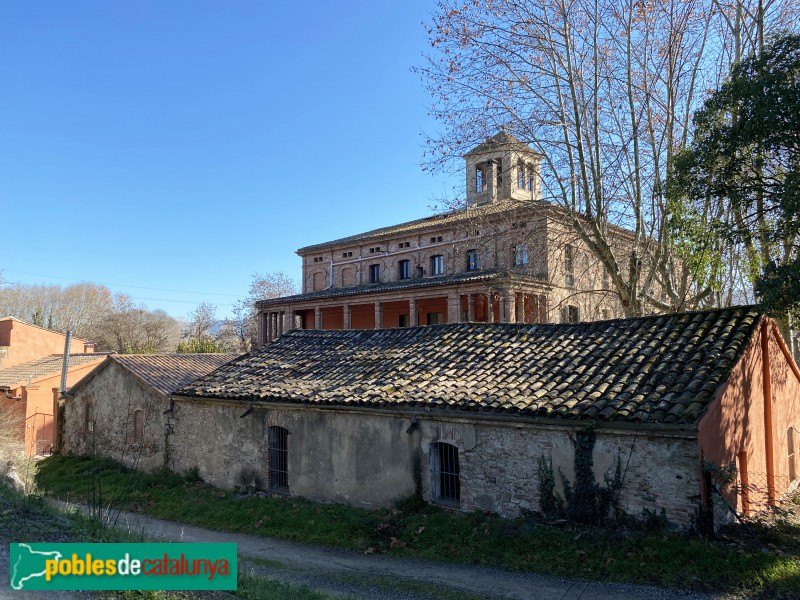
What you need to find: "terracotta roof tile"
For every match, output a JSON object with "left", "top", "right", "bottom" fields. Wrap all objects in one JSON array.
[
  {"left": 296, "top": 201, "right": 546, "bottom": 253},
  {"left": 0, "top": 354, "right": 106, "bottom": 388},
  {"left": 174, "top": 306, "right": 761, "bottom": 425},
  {"left": 111, "top": 354, "right": 240, "bottom": 398},
  {"left": 256, "top": 270, "right": 515, "bottom": 307}
]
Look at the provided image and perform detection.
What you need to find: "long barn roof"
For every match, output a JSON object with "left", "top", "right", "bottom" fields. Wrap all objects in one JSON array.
[{"left": 174, "top": 306, "right": 761, "bottom": 426}]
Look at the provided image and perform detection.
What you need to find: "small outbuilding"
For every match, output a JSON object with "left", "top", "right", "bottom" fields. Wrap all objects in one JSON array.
[
  {"left": 62, "top": 353, "right": 238, "bottom": 471},
  {"left": 168, "top": 306, "right": 799, "bottom": 527}
]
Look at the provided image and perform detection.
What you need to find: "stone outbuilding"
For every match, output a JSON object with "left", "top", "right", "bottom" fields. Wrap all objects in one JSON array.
[
  {"left": 169, "top": 306, "right": 800, "bottom": 527},
  {"left": 61, "top": 353, "right": 237, "bottom": 472}
]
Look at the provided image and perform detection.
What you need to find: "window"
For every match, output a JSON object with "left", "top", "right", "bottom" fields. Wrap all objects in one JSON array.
[
  {"left": 85, "top": 404, "right": 93, "bottom": 433},
  {"left": 399, "top": 314, "right": 409, "bottom": 327},
  {"left": 476, "top": 166, "right": 485, "bottom": 193},
  {"left": 514, "top": 244, "right": 528, "bottom": 266},
  {"left": 342, "top": 251, "right": 353, "bottom": 258},
  {"left": 369, "top": 264, "right": 380, "bottom": 283},
  {"left": 429, "top": 236, "right": 443, "bottom": 243},
  {"left": 467, "top": 250, "right": 480, "bottom": 271},
  {"left": 431, "top": 442, "right": 460, "bottom": 504},
  {"left": 312, "top": 271, "right": 324, "bottom": 291},
  {"left": 398, "top": 241, "right": 411, "bottom": 248},
  {"left": 526, "top": 163, "right": 534, "bottom": 191},
  {"left": 495, "top": 158, "right": 503, "bottom": 187},
  {"left": 430, "top": 255, "right": 444, "bottom": 275},
  {"left": 564, "top": 245, "right": 574, "bottom": 287},
  {"left": 132, "top": 409, "right": 144, "bottom": 444},
  {"left": 790, "top": 428, "right": 798, "bottom": 481},
  {"left": 312, "top": 256, "right": 324, "bottom": 263},
  {"left": 427, "top": 312, "right": 443, "bottom": 325},
  {"left": 268, "top": 426, "right": 289, "bottom": 492},
  {"left": 564, "top": 305, "right": 580, "bottom": 324},
  {"left": 517, "top": 160, "right": 526, "bottom": 188},
  {"left": 398, "top": 260, "right": 410, "bottom": 280}
]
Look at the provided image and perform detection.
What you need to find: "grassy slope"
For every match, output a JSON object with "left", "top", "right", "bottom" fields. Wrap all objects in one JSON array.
[{"left": 37, "top": 455, "right": 800, "bottom": 598}]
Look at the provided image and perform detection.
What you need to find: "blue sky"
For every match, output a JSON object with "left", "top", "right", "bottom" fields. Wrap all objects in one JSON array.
[{"left": 0, "top": 1, "right": 455, "bottom": 319}]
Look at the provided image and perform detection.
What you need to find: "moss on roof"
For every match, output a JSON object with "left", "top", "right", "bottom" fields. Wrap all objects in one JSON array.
[{"left": 174, "top": 306, "right": 761, "bottom": 425}]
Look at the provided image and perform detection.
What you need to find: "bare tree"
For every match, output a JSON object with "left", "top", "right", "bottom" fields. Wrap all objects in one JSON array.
[
  {"left": 223, "top": 272, "right": 298, "bottom": 352},
  {"left": 418, "top": 0, "right": 797, "bottom": 317},
  {"left": 93, "top": 294, "right": 182, "bottom": 354}
]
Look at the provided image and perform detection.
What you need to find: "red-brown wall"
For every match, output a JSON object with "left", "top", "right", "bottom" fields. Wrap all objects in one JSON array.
[
  {"left": 698, "top": 318, "right": 800, "bottom": 514},
  {"left": 0, "top": 318, "right": 93, "bottom": 369},
  {"left": 6, "top": 359, "right": 104, "bottom": 456}
]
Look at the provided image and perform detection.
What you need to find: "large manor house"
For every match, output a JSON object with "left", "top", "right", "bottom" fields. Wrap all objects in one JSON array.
[{"left": 257, "top": 133, "right": 628, "bottom": 343}]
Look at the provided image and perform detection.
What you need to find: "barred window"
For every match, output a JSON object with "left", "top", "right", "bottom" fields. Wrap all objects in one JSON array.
[
  {"left": 431, "top": 442, "right": 460, "bottom": 504},
  {"left": 268, "top": 426, "right": 289, "bottom": 492}
]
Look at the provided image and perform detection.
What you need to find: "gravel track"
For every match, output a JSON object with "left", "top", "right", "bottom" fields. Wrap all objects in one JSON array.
[{"left": 52, "top": 502, "right": 726, "bottom": 600}]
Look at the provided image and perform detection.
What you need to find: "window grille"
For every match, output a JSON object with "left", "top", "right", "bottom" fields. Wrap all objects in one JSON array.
[
  {"left": 269, "top": 426, "right": 289, "bottom": 492},
  {"left": 432, "top": 442, "right": 460, "bottom": 503}
]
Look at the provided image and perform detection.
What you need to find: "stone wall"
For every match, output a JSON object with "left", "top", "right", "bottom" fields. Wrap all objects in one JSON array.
[
  {"left": 62, "top": 361, "right": 167, "bottom": 472},
  {"left": 170, "top": 400, "right": 702, "bottom": 526}
]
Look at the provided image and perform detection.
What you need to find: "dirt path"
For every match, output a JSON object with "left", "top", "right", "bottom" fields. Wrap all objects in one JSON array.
[{"left": 54, "top": 502, "right": 723, "bottom": 600}]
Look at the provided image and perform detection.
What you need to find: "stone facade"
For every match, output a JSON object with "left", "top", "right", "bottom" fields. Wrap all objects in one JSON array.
[
  {"left": 169, "top": 399, "right": 702, "bottom": 524},
  {"left": 61, "top": 354, "right": 236, "bottom": 472},
  {"left": 62, "top": 360, "right": 166, "bottom": 472},
  {"left": 257, "top": 133, "right": 639, "bottom": 344}
]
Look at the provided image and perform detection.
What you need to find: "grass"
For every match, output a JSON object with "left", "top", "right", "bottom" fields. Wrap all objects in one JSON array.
[
  {"left": 330, "top": 573, "right": 490, "bottom": 600},
  {"left": 0, "top": 481, "right": 338, "bottom": 600},
  {"left": 37, "top": 455, "right": 800, "bottom": 598}
]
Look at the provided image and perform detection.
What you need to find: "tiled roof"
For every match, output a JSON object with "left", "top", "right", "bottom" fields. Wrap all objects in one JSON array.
[
  {"left": 108, "top": 354, "right": 240, "bottom": 398},
  {"left": 256, "top": 269, "right": 535, "bottom": 307},
  {"left": 297, "top": 201, "right": 545, "bottom": 253},
  {"left": 463, "top": 131, "right": 538, "bottom": 157},
  {"left": 175, "top": 306, "right": 761, "bottom": 425},
  {"left": 0, "top": 354, "right": 106, "bottom": 389}
]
